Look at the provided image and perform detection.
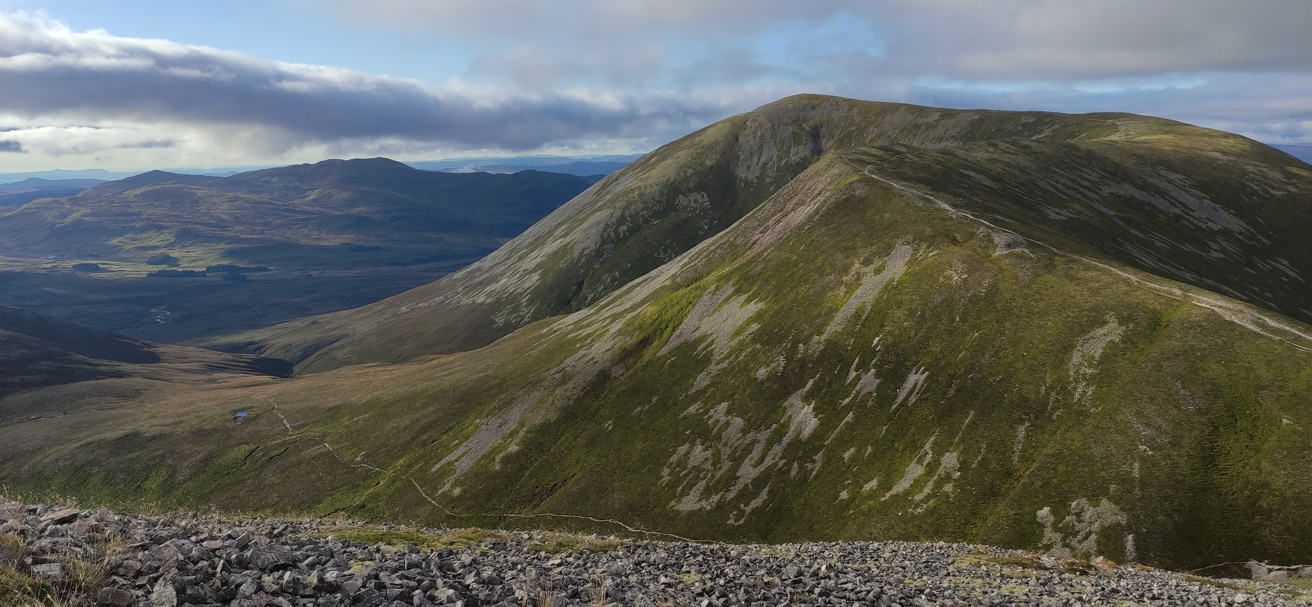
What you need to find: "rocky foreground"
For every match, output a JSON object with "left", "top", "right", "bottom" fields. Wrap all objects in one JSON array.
[{"left": 1, "top": 501, "right": 1307, "bottom": 607}]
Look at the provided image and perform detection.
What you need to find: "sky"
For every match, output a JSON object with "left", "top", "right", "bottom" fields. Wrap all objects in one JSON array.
[{"left": 0, "top": 0, "right": 1308, "bottom": 172}]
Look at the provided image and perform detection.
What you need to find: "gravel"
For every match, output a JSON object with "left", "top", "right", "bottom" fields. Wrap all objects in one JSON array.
[{"left": 2, "top": 500, "right": 1308, "bottom": 607}]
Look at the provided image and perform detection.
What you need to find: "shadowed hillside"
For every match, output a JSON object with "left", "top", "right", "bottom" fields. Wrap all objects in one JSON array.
[
  {"left": 3, "top": 96, "right": 1312, "bottom": 571},
  {"left": 0, "top": 304, "right": 289, "bottom": 405}
]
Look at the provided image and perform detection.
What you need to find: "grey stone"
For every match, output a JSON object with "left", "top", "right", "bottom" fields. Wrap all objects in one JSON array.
[
  {"left": 40, "top": 507, "right": 80, "bottom": 525},
  {"left": 4, "top": 498, "right": 1309, "bottom": 607},
  {"left": 96, "top": 586, "right": 134, "bottom": 606},
  {"left": 149, "top": 580, "right": 177, "bottom": 607},
  {"left": 30, "top": 562, "right": 64, "bottom": 580}
]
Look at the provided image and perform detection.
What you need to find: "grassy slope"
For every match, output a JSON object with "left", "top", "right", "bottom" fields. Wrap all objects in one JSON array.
[
  {"left": 226, "top": 96, "right": 1186, "bottom": 373},
  {"left": 3, "top": 149, "right": 1310, "bottom": 571}
]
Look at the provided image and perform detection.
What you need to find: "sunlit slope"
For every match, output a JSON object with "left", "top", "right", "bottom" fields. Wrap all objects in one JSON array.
[
  {"left": 6, "top": 155, "right": 1311, "bottom": 570},
  {"left": 222, "top": 96, "right": 1176, "bottom": 373}
]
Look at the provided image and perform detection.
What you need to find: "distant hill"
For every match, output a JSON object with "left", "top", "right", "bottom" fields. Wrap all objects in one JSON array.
[
  {"left": 0, "top": 178, "right": 107, "bottom": 190},
  {"left": 0, "top": 169, "right": 138, "bottom": 183},
  {"left": 0, "top": 178, "right": 107, "bottom": 207},
  {"left": 0, "top": 159, "right": 599, "bottom": 342},
  {"left": 1274, "top": 144, "right": 1312, "bottom": 165},
  {"left": 408, "top": 155, "right": 642, "bottom": 177}
]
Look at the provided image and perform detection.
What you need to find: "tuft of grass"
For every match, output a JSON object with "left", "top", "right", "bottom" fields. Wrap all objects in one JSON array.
[
  {"left": 526, "top": 533, "right": 621, "bottom": 554},
  {"left": 320, "top": 526, "right": 505, "bottom": 551},
  {"left": 0, "top": 496, "right": 128, "bottom": 607},
  {"left": 0, "top": 533, "right": 60, "bottom": 607}
]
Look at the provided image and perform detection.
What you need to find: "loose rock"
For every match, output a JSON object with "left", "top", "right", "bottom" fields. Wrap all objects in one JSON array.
[{"left": 1, "top": 499, "right": 1309, "bottom": 607}]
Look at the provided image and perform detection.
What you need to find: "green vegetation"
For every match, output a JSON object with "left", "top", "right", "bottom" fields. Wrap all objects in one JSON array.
[
  {"left": 2, "top": 96, "right": 1312, "bottom": 572},
  {"left": 526, "top": 534, "right": 621, "bottom": 554},
  {"left": 320, "top": 526, "right": 504, "bottom": 551}
]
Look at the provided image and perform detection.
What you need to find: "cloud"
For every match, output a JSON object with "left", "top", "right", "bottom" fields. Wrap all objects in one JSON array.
[
  {"left": 1, "top": 1, "right": 1311, "bottom": 171},
  {"left": 0, "top": 12, "right": 729, "bottom": 155},
  {"left": 887, "top": 0, "right": 1312, "bottom": 79},
  {"left": 309, "top": 0, "right": 1312, "bottom": 84}
]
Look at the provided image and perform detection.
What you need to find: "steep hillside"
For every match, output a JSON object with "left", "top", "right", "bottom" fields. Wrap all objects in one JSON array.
[
  {"left": 0, "top": 160, "right": 598, "bottom": 342},
  {"left": 2, "top": 100, "right": 1311, "bottom": 571},
  {"left": 223, "top": 97, "right": 1223, "bottom": 372}
]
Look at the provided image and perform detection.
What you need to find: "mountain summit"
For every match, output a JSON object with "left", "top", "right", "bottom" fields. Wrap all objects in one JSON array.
[{"left": 2, "top": 95, "right": 1311, "bottom": 570}]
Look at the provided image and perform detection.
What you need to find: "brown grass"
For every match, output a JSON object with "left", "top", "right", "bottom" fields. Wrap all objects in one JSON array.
[{"left": 526, "top": 533, "right": 621, "bottom": 555}]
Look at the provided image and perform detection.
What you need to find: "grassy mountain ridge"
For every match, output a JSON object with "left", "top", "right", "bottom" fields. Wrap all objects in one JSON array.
[
  {"left": 217, "top": 96, "right": 1175, "bottom": 373},
  {"left": 2, "top": 96, "right": 1311, "bottom": 570}
]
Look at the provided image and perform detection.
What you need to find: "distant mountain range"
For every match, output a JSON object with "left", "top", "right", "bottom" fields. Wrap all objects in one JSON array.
[
  {"left": 1, "top": 97, "right": 1311, "bottom": 571},
  {"left": 0, "top": 177, "right": 110, "bottom": 207},
  {"left": 407, "top": 154, "right": 644, "bottom": 177},
  {"left": 1274, "top": 144, "right": 1312, "bottom": 164},
  {"left": 0, "top": 155, "right": 643, "bottom": 188},
  {"left": 0, "top": 158, "right": 599, "bottom": 342}
]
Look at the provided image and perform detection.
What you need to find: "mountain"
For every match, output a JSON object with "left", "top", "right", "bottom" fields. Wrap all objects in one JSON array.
[
  {"left": 1, "top": 96, "right": 1311, "bottom": 571},
  {"left": 217, "top": 97, "right": 1312, "bottom": 376},
  {"left": 0, "top": 159, "right": 599, "bottom": 342}
]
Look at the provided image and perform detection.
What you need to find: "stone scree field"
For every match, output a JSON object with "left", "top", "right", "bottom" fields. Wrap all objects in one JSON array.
[{"left": 1, "top": 500, "right": 1310, "bottom": 607}]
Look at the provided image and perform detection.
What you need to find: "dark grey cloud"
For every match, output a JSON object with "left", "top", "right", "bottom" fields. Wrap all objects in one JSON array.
[
  {"left": 0, "top": 14, "right": 729, "bottom": 151},
  {"left": 0, "top": 140, "right": 23, "bottom": 152}
]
